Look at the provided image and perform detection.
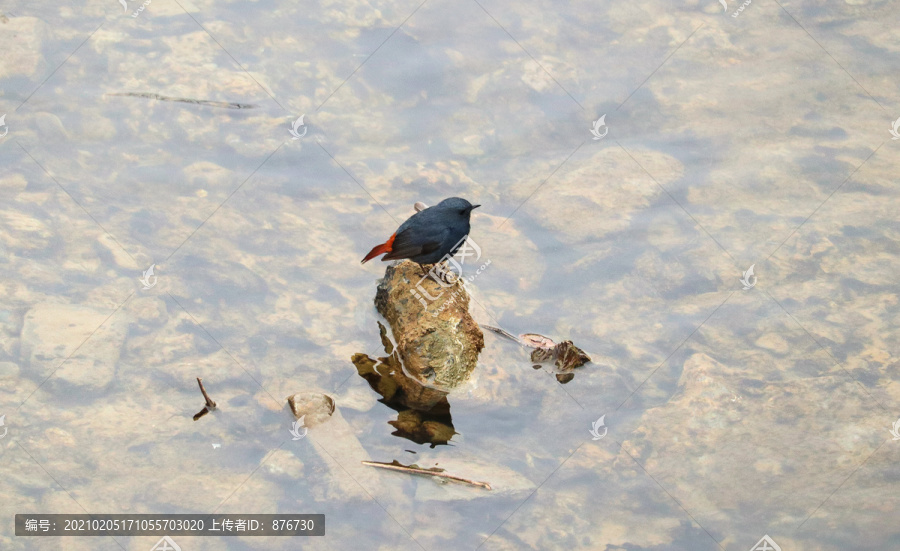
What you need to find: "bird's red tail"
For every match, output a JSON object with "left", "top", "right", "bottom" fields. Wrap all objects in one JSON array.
[{"left": 361, "top": 233, "right": 396, "bottom": 264}]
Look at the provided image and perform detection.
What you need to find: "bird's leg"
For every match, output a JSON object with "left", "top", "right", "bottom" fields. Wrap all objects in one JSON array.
[
  {"left": 438, "top": 260, "right": 451, "bottom": 284},
  {"left": 439, "top": 260, "right": 459, "bottom": 285},
  {"left": 425, "top": 261, "right": 445, "bottom": 283}
]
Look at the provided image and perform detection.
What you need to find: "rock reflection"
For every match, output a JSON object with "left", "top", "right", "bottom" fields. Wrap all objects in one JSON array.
[{"left": 351, "top": 322, "right": 456, "bottom": 448}]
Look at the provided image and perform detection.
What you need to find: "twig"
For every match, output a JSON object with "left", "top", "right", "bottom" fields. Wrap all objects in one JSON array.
[
  {"left": 192, "top": 378, "right": 217, "bottom": 421},
  {"left": 480, "top": 324, "right": 523, "bottom": 344},
  {"left": 108, "top": 92, "right": 257, "bottom": 110},
  {"left": 362, "top": 460, "right": 491, "bottom": 490},
  {"left": 481, "top": 324, "right": 557, "bottom": 350},
  {"left": 197, "top": 378, "right": 216, "bottom": 408}
]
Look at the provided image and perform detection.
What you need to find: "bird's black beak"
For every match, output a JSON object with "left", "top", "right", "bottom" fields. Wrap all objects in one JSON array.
[{"left": 471, "top": 204, "right": 481, "bottom": 210}]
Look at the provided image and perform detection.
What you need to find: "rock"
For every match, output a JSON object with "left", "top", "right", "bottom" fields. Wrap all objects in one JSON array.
[
  {"left": 374, "top": 261, "right": 484, "bottom": 390},
  {"left": 0, "top": 210, "right": 53, "bottom": 251},
  {"left": 0, "top": 173, "right": 28, "bottom": 192},
  {"left": 22, "top": 304, "right": 107, "bottom": 371},
  {"left": 0, "top": 361, "right": 20, "bottom": 379},
  {"left": 332, "top": 384, "right": 377, "bottom": 412},
  {"left": 619, "top": 351, "right": 884, "bottom": 543},
  {"left": 263, "top": 449, "right": 304, "bottom": 478},
  {"left": 412, "top": 452, "right": 536, "bottom": 499},
  {"left": 305, "top": 407, "right": 382, "bottom": 502},
  {"left": 0, "top": 16, "right": 43, "bottom": 82},
  {"left": 524, "top": 147, "right": 678, "bottom": 244},
  {"left": 286, "top": 392, "right": 335, "bottom": 428},
  {"left": 21, "top": 303, "right": 126, "bottom": 388},
  {"left": 97, "top": 234, "right": 141, "bottom": 270}
]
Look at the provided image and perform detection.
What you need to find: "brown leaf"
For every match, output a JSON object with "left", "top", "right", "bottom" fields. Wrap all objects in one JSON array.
[
  {"left": 555, "top": 340, "right": 591, "bottom": 372},
  {"left": 530, "top": 340, "right": 591, "bottom": 372}
]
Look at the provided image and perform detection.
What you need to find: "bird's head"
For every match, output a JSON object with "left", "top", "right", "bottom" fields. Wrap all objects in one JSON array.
[{"left": 437, "top": 197, "right": 480, "bottom": 218}]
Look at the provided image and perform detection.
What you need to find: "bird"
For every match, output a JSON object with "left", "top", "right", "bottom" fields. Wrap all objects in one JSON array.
[{"left": 362, "top": 197, "right": 480, "bottom": 268}]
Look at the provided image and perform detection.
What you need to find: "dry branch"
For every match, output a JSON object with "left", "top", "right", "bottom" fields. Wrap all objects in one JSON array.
[
  {"left": 192, "top": 377, "right": 217, "bottom": 421},
  {"left": 362, "top": 460, "right": 491, "bottom": 490}
]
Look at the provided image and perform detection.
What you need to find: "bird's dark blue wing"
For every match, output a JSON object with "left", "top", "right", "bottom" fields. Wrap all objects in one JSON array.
[{"left": 382, "top": 226, "right": 450, "bottom": 260}]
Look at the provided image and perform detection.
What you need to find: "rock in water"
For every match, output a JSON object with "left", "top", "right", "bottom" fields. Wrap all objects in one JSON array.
[
  {"left": 374, "top": 260, "right": 484, "bottom": 389},
  {"left": 287, "top": 393, "right": 335, "bottom": 427}
]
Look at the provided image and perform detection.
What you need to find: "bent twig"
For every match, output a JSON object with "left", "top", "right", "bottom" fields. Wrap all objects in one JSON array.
[
  {"left": 480, "top": 324, "right": 522, "bottom": 345},
  {"left": 192, "top": 377, "right": 218, "bottom": 421},
  {"left": 362, "top": 460, "right": 491, "bottom": 490}
]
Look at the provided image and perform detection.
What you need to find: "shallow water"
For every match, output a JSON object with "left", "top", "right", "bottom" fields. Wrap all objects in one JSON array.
[{"left": 1, "top": 0, "right": 899, "bottom": 549}]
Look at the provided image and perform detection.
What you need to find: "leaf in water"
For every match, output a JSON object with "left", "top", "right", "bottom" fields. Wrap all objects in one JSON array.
[
  {"left": 530, "top": 348, "right": 554, "bottom": 363},
  {"left": 555, "top": 341, "right": 591, "bottom": 372},
  {"left": 519, "top": 333, "right": 556, "bottom": 349},
  {"left": 529, "top": 340, "right": 590, "bottom": 382}
]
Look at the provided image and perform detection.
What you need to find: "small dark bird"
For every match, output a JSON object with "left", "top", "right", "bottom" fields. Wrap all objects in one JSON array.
[{"left": 362, "top": 197, "right": 480, "bottom": 266}]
